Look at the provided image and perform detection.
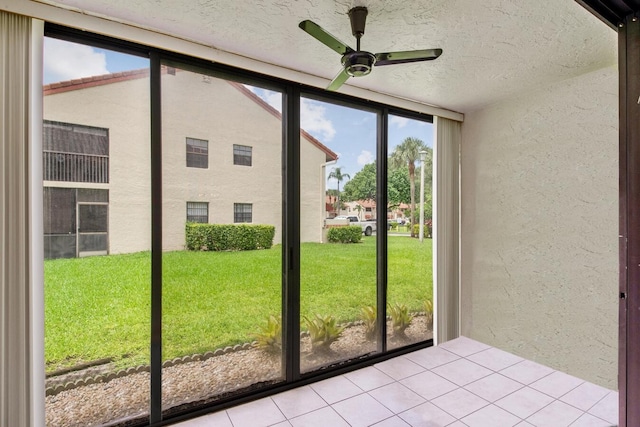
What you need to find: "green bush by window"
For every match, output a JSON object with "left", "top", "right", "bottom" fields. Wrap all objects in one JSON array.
[
  {"left": 185, "top": 223, "right": 275, "bottom": 251},
  {"left": 326, "top": 226, "right": 362, "bottom": 243}
]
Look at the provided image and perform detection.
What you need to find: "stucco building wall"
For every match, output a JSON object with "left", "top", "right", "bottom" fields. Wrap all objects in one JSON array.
[
  {"left": 460, "top": 66, "right": 618, "bottom": 388},
  {"left": 44, "top": 69, "right": 332, "bottom": 254},
  {"left": 44, "top": 75, "right": 152, "bottom": 255}
]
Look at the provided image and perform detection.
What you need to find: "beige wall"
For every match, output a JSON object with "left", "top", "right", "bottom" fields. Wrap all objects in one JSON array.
[
  {"left": 44, "top": 76, "right": 152, "bottom": 255},
  {"left": 460, "top": 66, "right": 618, "bottom": 388},
  {"left": 44, "top": 70, "right": 330, "bottom": 253}
]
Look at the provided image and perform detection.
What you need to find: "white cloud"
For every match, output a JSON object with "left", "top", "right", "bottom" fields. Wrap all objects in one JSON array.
[
  {"left": 44, "top": 38, "right": 108, "bottom": 83},
  {"left": 390, "top": 116, "right": 409, "bottom": 128},
  {"left": 263, "top": 91, "right": 282, "bottom": 113},
  {"left": 357, "top": 150, "right": 374, "bottom": 166},
  {"left": 246, "top": 85, "right": 283, "bottom": 113},
  {"left": 300, "top": 98, "right": 336, "bottom": 141},
  {"left": 243, "top": 87, "right": 335, "bottom": 142}
]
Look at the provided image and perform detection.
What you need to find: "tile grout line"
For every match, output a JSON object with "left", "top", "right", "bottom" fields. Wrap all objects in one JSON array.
[
  {"left": 269, "top": 396, "right": 290, "bottom": 426},
  {"left": 300, "top": 382, "right": 359, "bottom": 426}
]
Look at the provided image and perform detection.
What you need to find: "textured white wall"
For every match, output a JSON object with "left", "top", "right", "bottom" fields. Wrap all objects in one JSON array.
[{"left": 460, "top": 66, "right": 618, "bottom": 388}]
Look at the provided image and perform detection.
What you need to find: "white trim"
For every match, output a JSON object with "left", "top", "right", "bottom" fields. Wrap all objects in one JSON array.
[
  {"left": 29, "top": 18, "right": 45, "bottom": 427},
  {"left": 2, "top": 0, "right": 464, "bottom": 122}
]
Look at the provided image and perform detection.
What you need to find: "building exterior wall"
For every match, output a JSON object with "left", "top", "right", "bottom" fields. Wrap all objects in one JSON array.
[
  {"left": 44, "top": 75, "right": 151, "bottom": 255},
  {"left": 44, "top": 70, "right": 331, "bottom": 254},
  {"left": 460, "top": 66, "right": 618, "bottom": 388}
]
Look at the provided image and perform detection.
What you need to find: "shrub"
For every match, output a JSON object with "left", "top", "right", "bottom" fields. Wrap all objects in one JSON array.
[
  {"left": 302, "top": 314, "right": 344, "bottom": 352},
  {"left": 360, "top": 305, "right": 377, "bottom": 340},
  {"left": 424, "top": 298, "right": 434, "bottom": 330},
  {"left": 185, "top": 223, "right": 275, "bottom": 251},
  {"left": 412, "top": 224, "right": 431, "bottom": 239},
  {"left": 252, "top": 315, "right": 281, "bottom": 354},
  {"left": 388, "top": 303, "right": 413, "bottom": 339},
  {"left": 327, "top": 226, "right": 362, "bottom": 243}
]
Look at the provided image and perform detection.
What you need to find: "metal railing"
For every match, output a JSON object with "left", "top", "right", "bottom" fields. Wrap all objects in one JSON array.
[{"left": 43, "top": 151, "right": 109, "bottom": 183}]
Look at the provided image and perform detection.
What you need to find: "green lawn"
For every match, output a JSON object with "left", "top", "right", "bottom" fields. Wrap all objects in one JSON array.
[{"left": 45, "top": 236, "right": 432, "bottom": 371}]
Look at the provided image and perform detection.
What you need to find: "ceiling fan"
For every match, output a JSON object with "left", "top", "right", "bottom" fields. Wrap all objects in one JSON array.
[{"left": 299, "top": 7, "right": 442, "bottom": 91}]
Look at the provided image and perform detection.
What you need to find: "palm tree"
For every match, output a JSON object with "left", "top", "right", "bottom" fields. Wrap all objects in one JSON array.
[
  {"left": 327, "top": 167, "right": 350, "bottom": 216},
  {"left": 354, "top": 203, "right": 363, "bottom": 220},
  {"left": 390, "top": 137, "right": 428, "bottom": 237}
]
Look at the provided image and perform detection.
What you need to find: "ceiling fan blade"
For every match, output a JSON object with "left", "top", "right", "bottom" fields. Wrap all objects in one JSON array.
[
  {"left": 374, "top": 48, "right": 443, "bottom": 66},
  {"left": 327, "top": 68, "right": 350, "bottom": 91},
  {"left": 299, "top": 20, "right": 354, "bottom": 55}
]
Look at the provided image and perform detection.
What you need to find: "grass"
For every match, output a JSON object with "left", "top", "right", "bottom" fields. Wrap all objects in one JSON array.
[{"left": 45, "top": 236, "right": 432, "bottom": 371}]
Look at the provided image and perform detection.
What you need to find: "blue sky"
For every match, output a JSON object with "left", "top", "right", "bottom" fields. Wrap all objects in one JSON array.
[
  {"left": 44, "top": 38, "right": 433, "bottom": 190},
  {"left": 248, "top": 91, "right": 433, "bottom": 190}
]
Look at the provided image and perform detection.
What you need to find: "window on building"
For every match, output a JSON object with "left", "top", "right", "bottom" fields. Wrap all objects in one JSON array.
[
  {"left": 233, "top": 144, "right": 252, "bottom": 166},
  {"left": 234, "top": 203, "right": 252, "bottom": 223},
  {"left": 43, "top": 120, "right": 109, "bottom": 183},
  {"left": 186, "top": 137, "right": 208, "bottom": 168},
  {"left": 186, "top": 202, "right": 208, "bottom": 223}
]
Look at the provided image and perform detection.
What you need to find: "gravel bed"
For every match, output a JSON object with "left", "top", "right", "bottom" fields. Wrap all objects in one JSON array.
[{"left": 46, "top": 316, "right": 431, "bottom": 427}]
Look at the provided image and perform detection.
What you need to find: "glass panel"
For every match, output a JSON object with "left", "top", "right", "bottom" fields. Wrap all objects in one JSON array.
[
  {"left": 78, "top": 233, "right": 108, "bottom": 253},
  {"left": 233, "top": 144, "right": 252, "bottom": 166},
  {"left": 43, "top": 187, "right": 75, "bottom": 235},
  {"left": 300, "top": 96, "right": 378, "bottom": 372},
  {"left": 78, "top": 204, "right": 108, "bottom": 233},
  {"left": 186, "top": 201, "right": 208, "bottom": 223},
  {"left": 44, "top": 235, "right": 76, "bottom": 259},
  {"left": 186, "top": 137, "right": 208, "bottom": 168},
  {"left": 43, "top": 37, "right": 150, "bottom": 426},
  {"left": 78, "top": 188, "right": 109, "bottom": 203},
  {"left": 162, "top": 66, "right": 284, "bottom": 412},
  {"left": 386, "top": 115, "right": 434, "bottom": 350},
  {"left": 43, "top": 121, "right": 110, "bottom": 183}
]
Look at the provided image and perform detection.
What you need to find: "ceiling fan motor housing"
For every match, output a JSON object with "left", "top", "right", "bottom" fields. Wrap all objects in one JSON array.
[{"left": 342, "top": 51, "right": 376, "bottom": 77}]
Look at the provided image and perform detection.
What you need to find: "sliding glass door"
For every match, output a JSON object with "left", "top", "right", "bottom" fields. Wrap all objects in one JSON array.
[
  {"left": 160, "top": 63, "right": 284, "bottom": 411},
  {"left": 43, "top": 38, "right": 151, "bottom": 426},
  {"left": 299, "top": 96, "right": 379, "bottom": 373},
  {"left": 386, "top": 114, "right": 434, "bottom": 350},
  {"left": 42, "top": 29, "right": 435, "bottom": 426}
]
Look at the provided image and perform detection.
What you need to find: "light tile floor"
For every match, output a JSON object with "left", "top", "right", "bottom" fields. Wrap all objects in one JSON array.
[{"left": 173, "top": 337, "right": 618, "bottom": 427}]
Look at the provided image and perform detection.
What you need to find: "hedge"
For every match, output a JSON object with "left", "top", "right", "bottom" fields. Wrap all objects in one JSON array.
[
  {"left": 327, "top": 226, "right": 362, "bottom": 243},
  {"left": 185, "top": 223, "right": 275, "bottom": 251}
]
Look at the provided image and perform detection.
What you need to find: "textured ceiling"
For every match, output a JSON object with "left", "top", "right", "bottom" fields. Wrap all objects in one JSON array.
[{"left": 46, "top": 0, "right": 617, "bottom": 113}]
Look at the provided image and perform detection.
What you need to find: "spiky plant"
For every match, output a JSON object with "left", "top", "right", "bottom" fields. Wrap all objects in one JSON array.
[
  {"left": 302, "top": 314, "right": 344, "bottom": 352},
  {"left": 252, "top": 315, "right": 282, "bottom": 354},
  {"left": 424, "top": 298, "right": 434, "bottom": 331},
  {"left": 388, "top": 303, "right": 412, "bottom": 340},
  {"left": 360, "top": 305, "right": 377, "bottom": 341}
]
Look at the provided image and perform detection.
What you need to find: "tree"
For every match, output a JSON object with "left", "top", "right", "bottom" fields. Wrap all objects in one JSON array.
[
  {"left": 390, "top": 137, "right": 429, "bottom": 237},
  {"left": 342, "top": 163, "right": 376, "bottom": 202},
  {"left": 327, "top": 166, "right": 350, "bottom": 215},
  {"left": 354, "top": 203, "right": 363, "bottom": 220},
  {"left": 387, "top": 167, "right": 411, "bottom": 209}
]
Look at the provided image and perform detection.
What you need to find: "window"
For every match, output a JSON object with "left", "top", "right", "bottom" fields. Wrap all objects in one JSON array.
[
  {"left": 234, "top": 203, "right": 252, "bottom": 223},
  {"left": 233, "top": 144, "right": 252, "bottom": 166},
  {"left": 186, "top": 202, "right": 208, "bottom": 223},
  {"left": 41, "top": 32, "right": 435, "bottom": 425},
  {"left": 186, "top": 137, "right": 208, "bottom": 168},
  {"left": 43, "top": 120, "right": 109, "bottom": 183}
]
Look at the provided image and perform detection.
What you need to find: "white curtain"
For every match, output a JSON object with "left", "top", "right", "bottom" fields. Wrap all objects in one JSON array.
[
  {"left": 433, "top": 116, "right": 461, "bottom": 344},
  {"left": 0, "top": 10, "right": 44, "bottom": 427}
]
